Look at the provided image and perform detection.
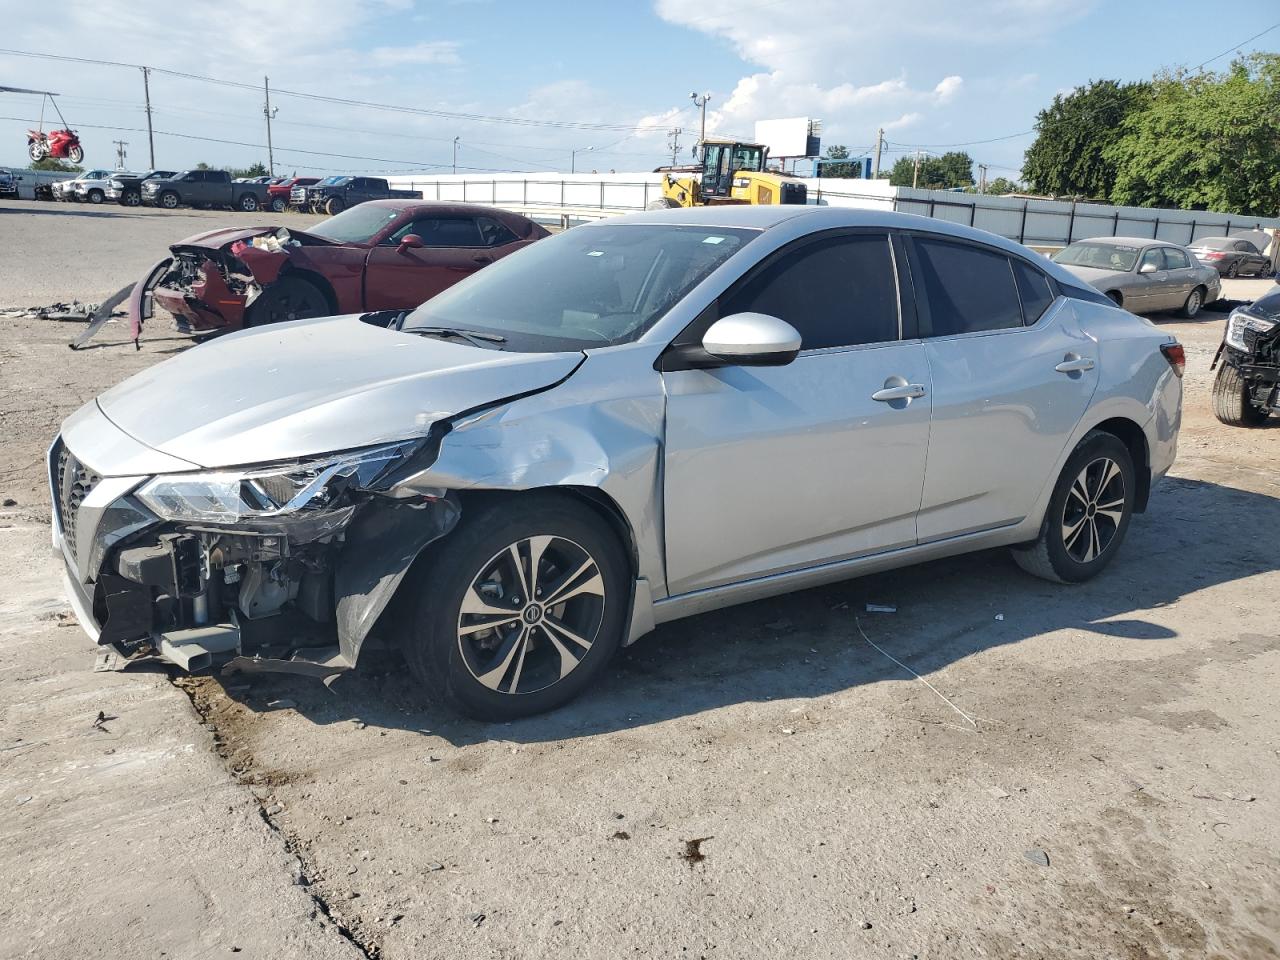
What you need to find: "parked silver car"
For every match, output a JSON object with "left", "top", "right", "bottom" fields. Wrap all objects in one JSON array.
[
  {"left": 1052, "top": 237, "right": 1221, "bottom": 318},
  {"left": 73, "top": 169, "right": 138, "bottom": 204},
  {"left": 51, "top": 207, "right": 1184, "bottom": 719},
  {"left": 1188, "top": 236, "right": 1273, "bottom": 278}
]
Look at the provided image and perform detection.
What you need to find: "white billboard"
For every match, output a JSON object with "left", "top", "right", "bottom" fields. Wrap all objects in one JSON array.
[{"left": 754, "top": 117, "right": 813, "bottom": 158}]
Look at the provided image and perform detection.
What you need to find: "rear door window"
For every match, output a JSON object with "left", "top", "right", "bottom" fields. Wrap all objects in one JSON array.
[
  {"left": 1164, "top": 248, "right": 1190, "bottom": 270},
  {"left": 478, "top": 216, "right": 520, "bottom": 247},
  {"left": 1012, "top": 260, "right": 1055, "bottom": 324},
  {"left": 909, "top": 237, "right": 1023, "bottom": 336},
  {"left": 721, "top": 233, "right": 899, "bottom": 349}
]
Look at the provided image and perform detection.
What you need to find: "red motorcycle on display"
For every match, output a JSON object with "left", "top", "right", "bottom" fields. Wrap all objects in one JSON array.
[{"left": 2, "top": 85, "right": 85, "bottom": 163}]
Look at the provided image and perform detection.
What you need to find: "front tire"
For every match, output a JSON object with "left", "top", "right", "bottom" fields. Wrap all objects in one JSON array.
[
  {"left": 1180, "top": 286, "right": 1205, "bottom": 318},
  {"left": 121, "top": 191, "right": 141, "bottom": 207},
  {"left": 87, "top": 188, "right": 104, "bottom": 204},
  {"left": 1212, "top": 363, "right": 1270, "bottom": 427},
  {"left": 159, "top": 191, "right": 179, "bottom": 209},
  {"left": 67, "top": 144, "right": 84, "bottom": 164},
  {"left": 244, "top": 276, "right": 330, "bottom": 327},
  {"left": 402, "top": 494, "right": 629, "bottom": 720},
  {"left": 324, "top": 197, "right": 345, "bottom": 215},
  {"left": 269, "top": 196, "right": 286, "bottom": 213},
  {"left": 1012, "top": 431, "right": 1135, "bottom": 584}
]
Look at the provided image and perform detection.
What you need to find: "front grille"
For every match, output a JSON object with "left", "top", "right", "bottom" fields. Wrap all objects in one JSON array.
[{"left": 57, "top": 446, "right": 100, "bottom": 563}]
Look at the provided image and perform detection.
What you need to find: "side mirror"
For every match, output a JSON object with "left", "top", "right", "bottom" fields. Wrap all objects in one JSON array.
[
  {"left": 397, "top": 234, "right": 425, "bottom": 254},
  {"left": 1138, "top": 261, "right": 1158, "bottom": 275},
  {"left": 702, "top": 312, "right": 801, "bottom": 366}
]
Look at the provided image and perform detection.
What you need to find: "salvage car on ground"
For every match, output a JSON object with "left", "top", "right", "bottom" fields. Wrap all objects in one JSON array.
[
  {"left": 298, "top": 175, "right": 420, "bottom": 215},
  {"left": 53, "top": 207, "right": 1183, "bottom": 720},
  {"left": 1211, "top": 281, "right": 1280, "bottom": 426},
  {"left": 141, "top": 170, "right": 273, "bottom": 211},
  {"left": 129, "top": 200, "right": 548, "bottom": 338},
  {"left": 1052, "top": 237, "right": 1220, "bottom": 317},
  {"left": 1189, "top": 236, "right": 1273, "bottom": 278},
  {"left": 74, "top": 169, "right": 140, "bottom": 204},
  {"left": 105, "top": 170, "right": 178, "bottom": 206},
  {"left": 268, "top": 176, "right": 318, "bottom": 212}
]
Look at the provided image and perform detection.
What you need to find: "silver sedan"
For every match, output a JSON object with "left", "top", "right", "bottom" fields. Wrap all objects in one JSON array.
[
  {"left": 51, "top": 207, "right": 1184, "bottom": 719},
  {"left": 1052, "top": 237, "right": 1221, "bottom": 317}
]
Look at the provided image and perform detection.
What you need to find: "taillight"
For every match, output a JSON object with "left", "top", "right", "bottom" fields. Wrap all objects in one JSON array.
[
  {"left": 1201, "top": 252, "right": 1225, "bottom": 260},
  {"left": 1160, "top": 342, "right": 1185, "bottom": 378}
]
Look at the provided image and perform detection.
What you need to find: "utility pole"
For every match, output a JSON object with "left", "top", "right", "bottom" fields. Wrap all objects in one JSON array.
[
  {"left": 872, "top": 126, "right": 883, "bottom": 178},
  {"left": 112, "top": 140, "right": 128, "bottom": 170},
  {"left": 912, "top": 149, "right": 922, "bottom": 189},
  {"left": 690, "top": 92, "right": 711, "bottom": 149},
  {"left": 452, "top": 137, "right": 459, "bottom": 174},
  {"left": 263, "top": 76, "right": 278, "bottom": 176},
  {"left": 977, "top": 163, "right": 988, "bottom": 194},
  {"left": 140, "top": 67, "right": 155, "bottom": 168},
  {"left": 667, "top": 127, "right": 683, "bottom": 167},
  {"left": 571, "top": 145, "right": 593, "bottom": 174}
]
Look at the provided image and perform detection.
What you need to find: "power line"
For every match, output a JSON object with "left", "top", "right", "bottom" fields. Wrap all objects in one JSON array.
[
  {"left": 1194, "top": 21, "right": 1280, "bottom": 71},
  {"left": 885, "top": 130, "right": 1034, "bottom": 149},
  {"left": 0, "top": 48, "right": 683, "bottom": 132}
]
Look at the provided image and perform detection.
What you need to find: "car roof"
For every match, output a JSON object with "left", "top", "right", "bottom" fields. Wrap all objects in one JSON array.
[{"left": 1078, "top": 236, "right": 1181, "bottom": 249}]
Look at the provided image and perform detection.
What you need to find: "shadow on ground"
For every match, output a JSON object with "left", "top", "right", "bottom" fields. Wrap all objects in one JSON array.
[{"left": 192, "top": 475, "right": 1279, "bottom": 745}]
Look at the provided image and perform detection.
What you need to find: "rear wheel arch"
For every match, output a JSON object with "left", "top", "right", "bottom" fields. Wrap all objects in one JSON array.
[{"left": 1088, "top": 416, "right": 1150, "bottom": 512}]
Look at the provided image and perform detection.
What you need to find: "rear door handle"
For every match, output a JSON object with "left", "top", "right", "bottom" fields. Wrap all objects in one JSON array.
[
  {"left": 1055, "top": 356, "right": 1095, "bottom": 373},
  {"left": 871, "top": 383, "right": 927, "bottom": 402}
]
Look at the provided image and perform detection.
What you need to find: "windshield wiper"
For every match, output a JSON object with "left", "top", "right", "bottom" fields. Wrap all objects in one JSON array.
[{"left": 405, "top": 326, "right": 507, "bottom": 348}]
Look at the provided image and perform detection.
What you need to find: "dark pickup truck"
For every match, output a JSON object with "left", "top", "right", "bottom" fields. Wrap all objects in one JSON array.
[
  {"left": 294, "top": 175, "right": 421, "bottom": 215},
  {"left": 141, "top": 170, "right": 274, "bottom": 212}
]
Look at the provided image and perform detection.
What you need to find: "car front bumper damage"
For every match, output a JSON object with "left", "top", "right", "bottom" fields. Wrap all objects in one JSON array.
[{"left": 49, "top": 425, "right": 461, "bottom": 679}]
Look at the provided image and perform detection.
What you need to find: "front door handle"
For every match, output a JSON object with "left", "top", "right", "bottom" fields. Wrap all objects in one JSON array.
[
  {"left": 871, "top": 383, "right": 927, "bottom": 402},
  {"left": 1055, "top": 355, "right": 1095, "bottom": 373}
]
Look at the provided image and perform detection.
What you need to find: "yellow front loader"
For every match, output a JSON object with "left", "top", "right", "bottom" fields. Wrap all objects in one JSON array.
[{"left": 648, "top": 137, "right": 807, "bottom": 209}]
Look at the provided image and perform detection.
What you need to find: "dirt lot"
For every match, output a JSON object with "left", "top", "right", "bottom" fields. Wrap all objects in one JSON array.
[{"left": 2, "top": 198, "right": 1278, "bottom": 960}]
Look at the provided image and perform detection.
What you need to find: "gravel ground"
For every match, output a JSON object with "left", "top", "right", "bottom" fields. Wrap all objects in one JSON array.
[{"left": 1, "top": 198, "right": 1278, "bottom": 959}]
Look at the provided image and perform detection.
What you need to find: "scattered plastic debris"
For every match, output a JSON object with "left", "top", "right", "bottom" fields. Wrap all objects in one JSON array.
[
  {"left": 995, "top": 613, "right": 1005, "bottom": 621},
  {"left": 1023, "top": 848, "right": 1050, "bottom": 867}
]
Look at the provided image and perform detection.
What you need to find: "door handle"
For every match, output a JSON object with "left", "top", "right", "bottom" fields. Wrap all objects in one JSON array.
[
  {"left": 871, "top": 383, "right": 927, "bottom": 402},
  {"left": 1055, "top": 355, "right": 1095, "bottom": 373}
]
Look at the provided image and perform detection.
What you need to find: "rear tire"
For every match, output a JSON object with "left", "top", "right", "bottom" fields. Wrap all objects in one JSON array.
[
  {"left": 1212, "top": 363, "right": 1270, "bottom": 427},
  {"left": 1012, "top": 431, "right": 1136, "bottom": 584},
  {"left": 244, "top": 276, "right": 330, "bottom": 327},
  {"left": 1180, "top": 286, "right": 1205, "bottom": 318},
  {"left": 1227, "top": 261, "right": 1239, "bottom": 278},
  {"left": 402, "top": 494, "right": 629, "bottom": 721},
  {"left": 645, "top": 197, "right": 681, "bottom": 210},
  {"left": 238, "top": 193, "right": 259, "bottom": 212}
]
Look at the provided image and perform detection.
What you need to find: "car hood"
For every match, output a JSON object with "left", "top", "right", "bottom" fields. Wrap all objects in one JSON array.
[
  {"left": 95, "top": 314, "right": 583, "bottom": 469},
  {"left": 1059, "top": 264, "right": 1130, "bottom": 286},
  {"left": 170, "top": 225, "right": 338, "bottom": 253}
]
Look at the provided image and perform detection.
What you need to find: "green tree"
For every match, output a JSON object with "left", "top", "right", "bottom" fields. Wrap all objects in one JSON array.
[
  {"left": 888, "top": 151, "right": 974, "bottom": 189},
  {"left": 28, "top": 156, "right": 82, "bottom": 173},
  {"left": 984, "top": 177, "right": 1020, "bottom": 195},
  {"left": 230, "top": 161, "right": 270, "bottom": 179},
  {"left": 1108, "top": 55, "right": 1280, "bottom": 216},
  {"left": 817, "top": 144, "right": 859, "bottom": 178},
  {"left": 1022, "top": 79, "right": 1151, "bottom": 198}
]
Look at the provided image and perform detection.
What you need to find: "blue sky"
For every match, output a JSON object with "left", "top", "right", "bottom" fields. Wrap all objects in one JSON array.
[{"left": 1, "top": 1, "right": 1275, "bottom": 178}]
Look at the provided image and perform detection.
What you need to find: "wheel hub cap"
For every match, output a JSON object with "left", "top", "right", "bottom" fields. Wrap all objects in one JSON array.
[
  {"left": 456, "top": 535, "right": 606, "bottom": 696},
  {"left": 1062, "top": 457, "right": 1125, "bottom": 564}
]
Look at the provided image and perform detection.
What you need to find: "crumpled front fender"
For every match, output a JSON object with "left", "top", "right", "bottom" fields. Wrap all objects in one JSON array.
[
  {"left": 129, "top": 256, "right": 174, "bottom": 343},
  {"left": 334, "top": 497, "right": 461, "bottom": 665}
]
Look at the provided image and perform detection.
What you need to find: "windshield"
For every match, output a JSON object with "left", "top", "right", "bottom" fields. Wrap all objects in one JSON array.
[
  {"left": 305, "top": 205, "right": 401, "bottom": 244},
  {"left": 1052, "top": 241, "right": 1139, "bottom": 272},
  {"left": 404, "top": 224, "right": 757, "bottom": 350},
  {"left": 318, "top": 176, "right": 349, "bottom": 186}
]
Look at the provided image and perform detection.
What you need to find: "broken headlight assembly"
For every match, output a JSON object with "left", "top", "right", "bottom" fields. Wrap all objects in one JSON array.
[
  {"left": 1225, "top": 309, "right": 1277, "bottom": 353},
  {"left": 135, "top": 441, "right": 420, "bottom": 524}
]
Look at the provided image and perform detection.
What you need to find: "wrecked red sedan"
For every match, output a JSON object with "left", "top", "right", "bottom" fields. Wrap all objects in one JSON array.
[{"left": 130, "top": 200, "right": 549, "bottom": 340}]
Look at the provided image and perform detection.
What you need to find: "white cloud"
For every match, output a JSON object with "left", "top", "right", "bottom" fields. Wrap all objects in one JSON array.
[{"left": 370, "top": 42, "right": 462, "bottom": 66}]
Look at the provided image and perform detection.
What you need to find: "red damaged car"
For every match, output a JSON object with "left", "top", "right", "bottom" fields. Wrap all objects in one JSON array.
[{"left": 130, "top": 200, "right": 549, "bottom": 340}]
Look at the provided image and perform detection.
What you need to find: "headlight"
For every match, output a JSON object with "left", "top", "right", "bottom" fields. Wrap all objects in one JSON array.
[
  {"left": 1225, "top": 309, "right": 1277, "bottom": 352},
  {"left": 135, "top": 442, "right": 417, "bottom": 523}
]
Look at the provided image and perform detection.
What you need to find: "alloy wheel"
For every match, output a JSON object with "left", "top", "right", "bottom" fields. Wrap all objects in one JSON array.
[
  {"left": 456, "top": 535, "right": 606, "bottom": 696},
  {"left": 1061, "top": 457, "right": 1125, "bottom": 563}
]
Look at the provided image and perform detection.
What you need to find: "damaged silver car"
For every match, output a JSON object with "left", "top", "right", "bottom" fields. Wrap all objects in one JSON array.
[{"left": 52, "top": 207, "right": 1183, "bottom": 719}]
